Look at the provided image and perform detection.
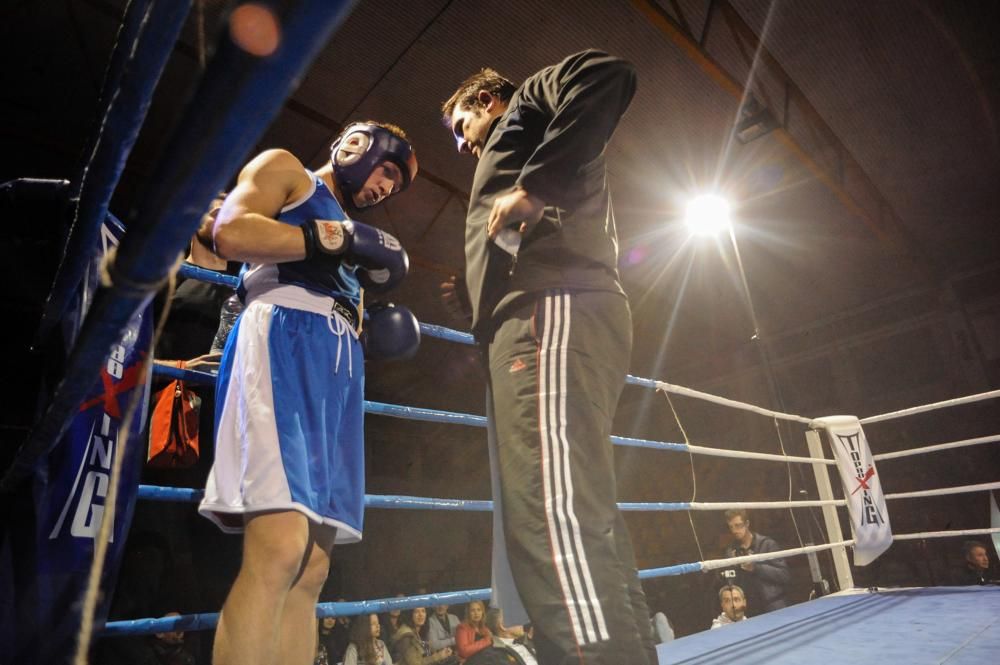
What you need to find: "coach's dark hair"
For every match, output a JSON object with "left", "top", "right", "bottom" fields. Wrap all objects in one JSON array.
[{"left": 441, "top": 68, "right": 516, "bottom": 119}]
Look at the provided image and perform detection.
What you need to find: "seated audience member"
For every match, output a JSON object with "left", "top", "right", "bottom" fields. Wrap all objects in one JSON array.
[
  {"left": 316, "top": 608, "right": 351, "bottom": 665},
  {"left": 483, "top": 607, "right": 522, "bottom": 642},
  {"left": 650, "top": 611, "right": 674, "bottom": 643},
  {"left": 390, "top": 607, "right": 454, "bottom": 665},
  {"left": 381, "top": 594, "right": 406, "bottom": 642},
  {"left": 343, "top": 613, "right": 392, "bottom": 665},
  {"left": 150, "top": 612, "right": 197, "bottom": 665},
  {"left": 484, "top": 608, "right": 537, "bottom": 665},
  {"left": 954, "top": 540, "right": 993, "bottom": 585},
  {"left": 454, "top": 600, "right": 491, "bottom": 662},
  {"left": 724, "top": 509, "right": 790, "bottom": 613},
  {"left": 154, "top": 193, "right": 232, "bottom": 369},
  {"left": 711, "top": 585, "right": 748, "bottom": 629},
  {"left": 427, "top": 603, "right": 461, "bottom": 652}
]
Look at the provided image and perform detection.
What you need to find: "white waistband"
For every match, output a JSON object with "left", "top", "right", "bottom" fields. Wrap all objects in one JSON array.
[{"left": 246, "top": 284, "right": 358, "bottom": 339}]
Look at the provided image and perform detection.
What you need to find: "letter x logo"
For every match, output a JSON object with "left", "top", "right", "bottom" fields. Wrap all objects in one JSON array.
[
  {"left": 851, "top": 466, "right": 876, "bottom": 495},
  {"left": 77, "top": 358, "right": 146, "bottom": 418}
]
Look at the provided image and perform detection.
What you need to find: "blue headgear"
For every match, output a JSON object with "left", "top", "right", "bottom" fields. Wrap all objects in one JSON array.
[{"left": 330, "top": 123, "right": 417, "bottom": 202}]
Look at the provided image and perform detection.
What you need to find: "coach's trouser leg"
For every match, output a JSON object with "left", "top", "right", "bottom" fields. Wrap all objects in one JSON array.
[{"left": 488, "top": 290, "right": 655, "bottom": 665}]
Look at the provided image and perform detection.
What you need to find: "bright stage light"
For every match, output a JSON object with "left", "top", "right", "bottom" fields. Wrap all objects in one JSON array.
[{"left": 685, "top": 194, "right": 732, "bottom": 236}]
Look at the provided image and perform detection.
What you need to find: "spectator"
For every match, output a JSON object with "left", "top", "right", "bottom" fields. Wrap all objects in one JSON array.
[
  {"left": 954, "top": 540, "right": 992, "bottom": 585},
  {"left": 724, "top": 509, "right": 790, "bottom": 613},
  {"left": 343, "top": 613, "right": 392, "bottom": 665},
  {"left": 390, "top": 607, "right": 454, "bottom": 665},
  {"left": 485, "top": 608, "right": 537, "bottom": 665},
  {"left": 150, "top": 612, "right": 197, "bottom": 665},
  {"left": 427, "top": 603, "right": 461, "bottom": 652},
  {"left": 650, "top": 612, "right": 674, "bottom": 644},
  {"left": 454, "top": 601, "right": 491, "bottom": 662},
  {"left": 711, "top": 585, "right": 748, "bottom": 629},
  {"left": 316, "top": 610, "right": 351, "bottom": 665},
  {"left": 154, "top": 193, "right": 232, "bottom": 368},
  {"left": 380, "top": 594, "right": 406, "bottom": 642}
]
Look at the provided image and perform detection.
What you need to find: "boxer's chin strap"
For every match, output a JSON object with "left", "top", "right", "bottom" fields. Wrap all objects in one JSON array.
[{"left": 327, "top": 309, "right": 353, "bottom": 378}]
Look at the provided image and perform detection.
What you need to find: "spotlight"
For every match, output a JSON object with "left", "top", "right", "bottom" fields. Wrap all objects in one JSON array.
[
  {"left": 735, "top": 95, "right": 777, "bottom": 144},
  {"left": 685, "top": 194, "right": 731, "bottom": 236}
]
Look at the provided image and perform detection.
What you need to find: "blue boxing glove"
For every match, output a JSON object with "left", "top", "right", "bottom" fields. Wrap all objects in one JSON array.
[
  {"left": 361, "top": 302, "right": 420, "bottom": 361},
  {"left": 342, "top": 220, "right": 408, "bottom": 293},
  {"left": 302, "top": 219, "right": 348, "bottom": 268}
]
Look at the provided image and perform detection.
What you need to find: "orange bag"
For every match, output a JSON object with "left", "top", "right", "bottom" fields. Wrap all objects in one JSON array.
[{"left": 147, "top": 361, "right": 201, "bottom": 468}]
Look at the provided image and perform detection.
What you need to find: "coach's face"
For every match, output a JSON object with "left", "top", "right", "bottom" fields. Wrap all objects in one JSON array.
[{"left": 449, "top": 91, "right": 506, "bottom": 160}]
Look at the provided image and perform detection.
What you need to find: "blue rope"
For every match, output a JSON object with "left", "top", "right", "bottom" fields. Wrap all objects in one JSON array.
[
  {"left": 101, "top": 567, "right": 702, "bottom": 636},
  {"left": 138, "top": 485, "right": 494, "bottom": 511},
  {"left": 151, "top": 367, "right": 686, "bottom": 451}
]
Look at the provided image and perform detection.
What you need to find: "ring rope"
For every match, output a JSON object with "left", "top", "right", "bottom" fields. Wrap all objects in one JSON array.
[
  {"left": 631, "top": 377, "right": 813, "bottom": 424},
  {"left": 124, "top": 264, "right": 1000, "bottom": 643},
  {"left": 140, "top": 481, "right": 1000, "bottom": 510},
  {"left": 872, "top": 434, "right": 1000, "bottom": 461},
  {"left": 74, "top": 270, "right": 177, "bottom": 665},
  {"left": 153, "top": 365, "right": 837, "bottom": 464},
  {"left": 101, "top": 524, "right": 1000, "bottom": 638},
  {"left": 892, "top": 527, "right": 1000, "bottom": 541},
  {"left": 858, "top": 388, "right": 1000, "bottom": 424},
  {"left": 883, "top": 480, "right": 1000, "bottom": 501},
  {"left": 137, "top": 485, "right": 850, "bottom": 512},
  {"left": 661, "top": 388, "right": 707, "bottom": 561}
]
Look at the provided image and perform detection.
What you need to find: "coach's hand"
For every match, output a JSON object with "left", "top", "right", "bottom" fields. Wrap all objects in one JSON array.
[{"left": 487, "top": 186, "right": 544, "bottom": 240}]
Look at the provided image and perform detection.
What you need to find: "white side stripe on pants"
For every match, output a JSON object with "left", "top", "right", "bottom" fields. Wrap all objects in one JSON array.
[{"left": 539, "top": 291, "right": 610, "bottom": 645}]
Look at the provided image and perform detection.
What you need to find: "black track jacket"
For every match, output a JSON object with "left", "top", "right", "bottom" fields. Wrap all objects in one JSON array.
[{"left": 464, "top": 50, "right": 637, "bottom": 338}]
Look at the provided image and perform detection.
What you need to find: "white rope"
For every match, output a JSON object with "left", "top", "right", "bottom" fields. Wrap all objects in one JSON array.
[
  {"left": 687, "top": 443, "right": 835, "bottom": 465},
  {"left": 655, "top": 382, "right": 813, "bottom": 424},
  {"left": 700, "top": 539, "right": 855, "bottom": 571},
  {"left": 873, "top": 434, "right": 1000, "bottom": 461},
  {"left": 859, "top": 388, "right": 1000, "bottom": 424},
  {"left": 884, "top": 481, "right": 1000, "bottom": 501},
  {"left": 689, "top": 499, "right": 845, "bottom": 510},
  {"left": 892, "top": 527, "right": 1000, "bottom": 541}
]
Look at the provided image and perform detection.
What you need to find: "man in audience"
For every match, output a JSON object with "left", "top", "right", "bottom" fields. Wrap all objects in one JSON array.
[
  {"left": 953, "top": 540, "right": 993, "bottom": 585},
  {"left": 427, "top": 603, "right": 461, "bottom": 652},
  {"left": 724, "top": 509, "right": 790, "bottom": 613},
  {"left": 711, "top": 585, "right": 748, "bottom": 629}
]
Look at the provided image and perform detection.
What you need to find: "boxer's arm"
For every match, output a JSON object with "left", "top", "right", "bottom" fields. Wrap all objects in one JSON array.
[{"left": 212, "top": 149, "right": 313, "bottom": 263}]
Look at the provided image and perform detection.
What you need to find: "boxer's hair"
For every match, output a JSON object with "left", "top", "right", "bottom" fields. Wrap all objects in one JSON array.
[{"left": 441, "top": 68, "right": 516, "bottom": 118}]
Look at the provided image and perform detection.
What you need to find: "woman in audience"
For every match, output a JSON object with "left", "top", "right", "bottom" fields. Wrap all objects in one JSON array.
[
  {"left": 390, "top": 607, "right": 454, "bottom": 665},
  {"left": 343, "top": 613, "right": 392, "bottom": 665},
  {"left": 380, "top": 593, "right": 405, "bottom": 642},
  {"left": 454, "top": 600, "right": 491, "bottom": 662},
  {"left": 484, "top": 607, "right": 537, "bottom": 665}
]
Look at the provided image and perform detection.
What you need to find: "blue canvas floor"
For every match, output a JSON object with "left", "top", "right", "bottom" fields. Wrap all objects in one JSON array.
[{"left": 657, "top": 586, "right": 999, "bottom": 665}]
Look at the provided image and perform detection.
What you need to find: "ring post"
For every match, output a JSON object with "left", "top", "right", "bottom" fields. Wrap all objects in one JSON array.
[
  {"left": 36, "top": 0, "right": 191, "bottom": 342},
  {"left": 806, "top": 428, "right": 854, "bottom": 590},
  {"left": 1, "top": 0, "right": 360, "bottom": 492}
]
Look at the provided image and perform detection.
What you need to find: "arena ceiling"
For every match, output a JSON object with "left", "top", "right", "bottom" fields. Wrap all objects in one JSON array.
[{"left": 4, "top": 0, "right": 1000, "bottom": 424}]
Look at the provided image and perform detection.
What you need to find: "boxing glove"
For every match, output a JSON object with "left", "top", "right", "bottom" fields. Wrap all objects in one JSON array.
[
  {"left": 342, "top": 220, "right": 408, "bottom": 293},
  {"left": 361, "top": 302, "right": 420, "bottom": 361}
]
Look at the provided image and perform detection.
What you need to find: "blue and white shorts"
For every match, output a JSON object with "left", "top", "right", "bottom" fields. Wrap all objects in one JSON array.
[{"left": 198, "top": 285, "right": 365, "bottom": 543}]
